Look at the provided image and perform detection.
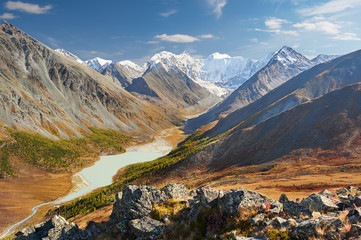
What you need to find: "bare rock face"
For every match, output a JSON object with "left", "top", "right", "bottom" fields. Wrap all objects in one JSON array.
[
  {"left": 110, "top": 185, "right": 169, "bottom": 224},
  {"left": 300, "top": 193, "right": 339, "bottom": 213},
  {"left": 14, "top": 215, "right": 89, "bottom": 240},
  {"left": 129, "top": 217, "right": 167, "bottom": 240},
  {"left": 219, "top": 187, "right": 282, "bottom": 215},
  {"left": 161, "top": 183, "right": 189, "bottom": 200},
  {"left": 196, "top": 187, "right": 224, "bottom": 208},
  {"left": 291, "top": 216, "right": 343, "bottom": 240}
]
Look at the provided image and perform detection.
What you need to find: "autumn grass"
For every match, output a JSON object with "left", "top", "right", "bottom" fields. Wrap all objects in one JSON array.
[{"left": 0, "top": 127, "right": 131, "bottom": 177}]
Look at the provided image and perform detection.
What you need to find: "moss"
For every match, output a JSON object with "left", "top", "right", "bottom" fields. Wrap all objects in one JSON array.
[
  {"left": 151, "top": 199, "right": 186, "bottom": 221},
  {"left": 268, "top": 228, "right": 290, "bottom": 240}
]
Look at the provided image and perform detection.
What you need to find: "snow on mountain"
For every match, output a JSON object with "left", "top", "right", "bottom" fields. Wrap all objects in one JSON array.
[
  {"left": 145, "top": 51, "right": 230, "bottom": 98},
  {"left": 116, "top": 60, "right": 144, "bottom": 79},
  {"left": 85, "top": 57, "right": 112, "bottom": 73},
  {"left": 311, "top": 54, "right": 340, "bottom": 65},
  {"left": 55, "top": 49, "right": 84, "bottom": 64}
]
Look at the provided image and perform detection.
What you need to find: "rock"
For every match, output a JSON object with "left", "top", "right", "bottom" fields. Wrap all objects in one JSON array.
[
  {"left": 196, "top": 187, "right": 223, "bottom": 208},
  {"left": 129, "top": 217, "right": 166, "bottom": 240},
  {"left": 219, "top": 188, "right": 281, "bottom": 215},
  {"left": 14, "top": 215, "right": 89, "bottom": 240},
  {"left": 110, "top": 185, "right": 169, "bottom": 223},
  {"left": 279, "top": 193, "right": 289, "bottom": 203},
  {"left": 287, "top": 218, "right": 297, "bottom": 227},
  {"left": 283, "top": 200, "right": 312, "bottom": 217},
  {"left": 272, "top": 217, "right": 287, "bottom": 229},
  {"left": 354, "top": 193, "right": 361, "bottom": 207},
  {"left": 336, "top": 188, "right": 348, "bottom": 196},
  {"left": 291, "top": 216, "right": 343, "bottom": 239},
  {"left": 300, "top": 193, "right": 338, "bottom": 213},
  {"left": 161, "top": 183, "right": 189, "bottom": 200},
  {"left": 347, "top": 208, "right": 361, "bottom": 224},
  {"left": 251, "top": 213, "right": 266, "bottom": 225},
  {"left": 348, "top": 224, "right": 361, "bottom": 238}
]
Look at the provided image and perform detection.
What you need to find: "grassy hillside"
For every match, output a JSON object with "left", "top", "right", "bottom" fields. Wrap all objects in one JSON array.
[{"left": 0, "top": 128, "right": 131, "bottom": 178}]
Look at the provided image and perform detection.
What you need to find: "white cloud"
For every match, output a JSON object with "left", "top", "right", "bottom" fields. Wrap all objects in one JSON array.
[
  {"left": 333, "top": 32, "right": 361, "bottom": 41},
  {"left": 257, "top": 17, "right": 298, "bottom": 36},
  {"left": 155, "top": 34, "right": 200, "bottom": 43},
  {"left": 198, "top": 34, "right": 215, "bottom": 39},
  {"left": 256, "top": 28, "right": 299, "bottom": 36},
  {"left": 5, "top": 1, "right": 52, "bottom": 14},
  {"left": 206, "top": 0, "right": 227, "bottom": 19},
  {"left": 159, "top": 9, "right": 177, "bottom": 18},
  {"left": 250, "top": 38, "right": 258, "bottom": 43},
  {"left": 146, "top": 41, "right": 160, "bottom": 44},
  {"left": 293, "top": 19, "right": 341, "bottom": 35},
  {"left": 265, "top": 17, "right": 288, "bottom": 29},
  {"left": 299, "top": 0, "right": 361, "bottom": 16},
  {"left": 0, "top": 12, "right": 17, "bottom": 19}
]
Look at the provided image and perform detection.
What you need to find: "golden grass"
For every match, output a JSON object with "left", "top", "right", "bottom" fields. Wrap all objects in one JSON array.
[{"left": 0, "top": 157, "right": 72, "bottom": 235}]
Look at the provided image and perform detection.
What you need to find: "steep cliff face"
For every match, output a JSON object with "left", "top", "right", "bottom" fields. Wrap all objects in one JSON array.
[{"left": 0, "top": 21, "right": 176, "bottom": 138}]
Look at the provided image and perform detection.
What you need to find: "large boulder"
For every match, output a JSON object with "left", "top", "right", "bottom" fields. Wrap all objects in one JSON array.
[
  {"left": 110, "top": 185, "right": 169, "bottom": 223},
  {"left": 161, "top": 183, "right": 189, "bottom": 200},
  {"left": 196, "top": 187, "right": 224, "bottom": 208},
  {"left": 14, "top": 215, "right": 89, "bottom": 240},
  {"left": 129, "top": 217, "right": 166, "bottom": 240},
  {"left": 291, "top": 216, "right": 343, "bottom": 240},
  {"left": 300, "top": 193, "right": 338, "bottom": 213},
  {"left": 283, "top": 200, "right": 312, "bottom": 217},
  {"left": 219, "top": 187, "right": 281, "bottom": 215}
]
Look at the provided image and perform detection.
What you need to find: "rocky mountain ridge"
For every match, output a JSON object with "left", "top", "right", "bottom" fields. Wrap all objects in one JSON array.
[
  {"left": 0, "top": 21, "right": 175, "bottom": 138},
  {"left": 12, "top": 184, "right": 361, "bottom": 239}
]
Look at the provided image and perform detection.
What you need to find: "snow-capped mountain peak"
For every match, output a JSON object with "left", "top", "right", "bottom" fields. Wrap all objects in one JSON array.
[
  {"left": 117, "top": 60, "right": 144, "bottom": 72},
  {"left": 55, "top": 49, "right": 84, "bottom": 64},
  {"left": 268, "top": 46, "right": 311, "bottom": 71},
  {"left": 311, "top": 54, "right": 340, "bottom": 65},
  {"left": 207, "top": 52, "right": 231, "bottom": 60},
  {"left": 85, "top": 57, "right": 112, "bottom": 73}
]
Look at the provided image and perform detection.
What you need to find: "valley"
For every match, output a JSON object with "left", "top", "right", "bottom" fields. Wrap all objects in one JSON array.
[{"left": 1, "top": 16, "right": 361, "bottom": 239}]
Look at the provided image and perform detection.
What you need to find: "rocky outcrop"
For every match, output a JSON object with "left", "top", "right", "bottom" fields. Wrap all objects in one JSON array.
[
  {"left": 219, "top": 187, "right": 281, "bottom": 215},
  {"left": 14, "top": 215, "right": 89, "bottom": 240},
  {"left": 12, "top": 185, "right": 361, "bottom": 240},
  {"left": 109, "top": 185, "right": 169, "bottom": 223}
]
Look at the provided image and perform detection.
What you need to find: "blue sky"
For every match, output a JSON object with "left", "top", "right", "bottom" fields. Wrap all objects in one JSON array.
[{"left": 1, "top": 0, "right": 361, "bottom": 64}]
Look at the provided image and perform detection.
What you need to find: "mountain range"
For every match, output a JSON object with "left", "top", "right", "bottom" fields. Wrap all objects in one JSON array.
[
  {"left": 0, "top": 21, "right": 176, "bottom": 138},
  {"left": 174, "top": 48, "right": 361, "bottom": 173}
]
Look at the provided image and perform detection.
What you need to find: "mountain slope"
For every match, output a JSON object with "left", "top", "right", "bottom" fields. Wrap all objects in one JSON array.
[
  {"left": 185, "top": 46, "right": 315, "bottom": 131},
  {"left": 126, "top": 62, "right": 220, "bottom": 112},
  {"left": 208, "top": 48, "right": 361, "bottom": 136},
  {"left": 101, "top": 61, "right": 143, "bottom": 88},
  {"left": 0, "top": 21, "right": 175, "bottom": 138},
  {"left": 187, "top": 82, "right": 361, "bottom": 170}
]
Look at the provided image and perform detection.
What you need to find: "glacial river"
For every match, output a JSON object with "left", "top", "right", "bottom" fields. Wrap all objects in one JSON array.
[{"left": 0, "top": 132, "right": 173, "bottom": 238}]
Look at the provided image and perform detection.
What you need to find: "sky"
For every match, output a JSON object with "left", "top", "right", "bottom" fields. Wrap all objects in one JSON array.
[{"left": 1, "top": 0, "right": 361, "bottom": 65}]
